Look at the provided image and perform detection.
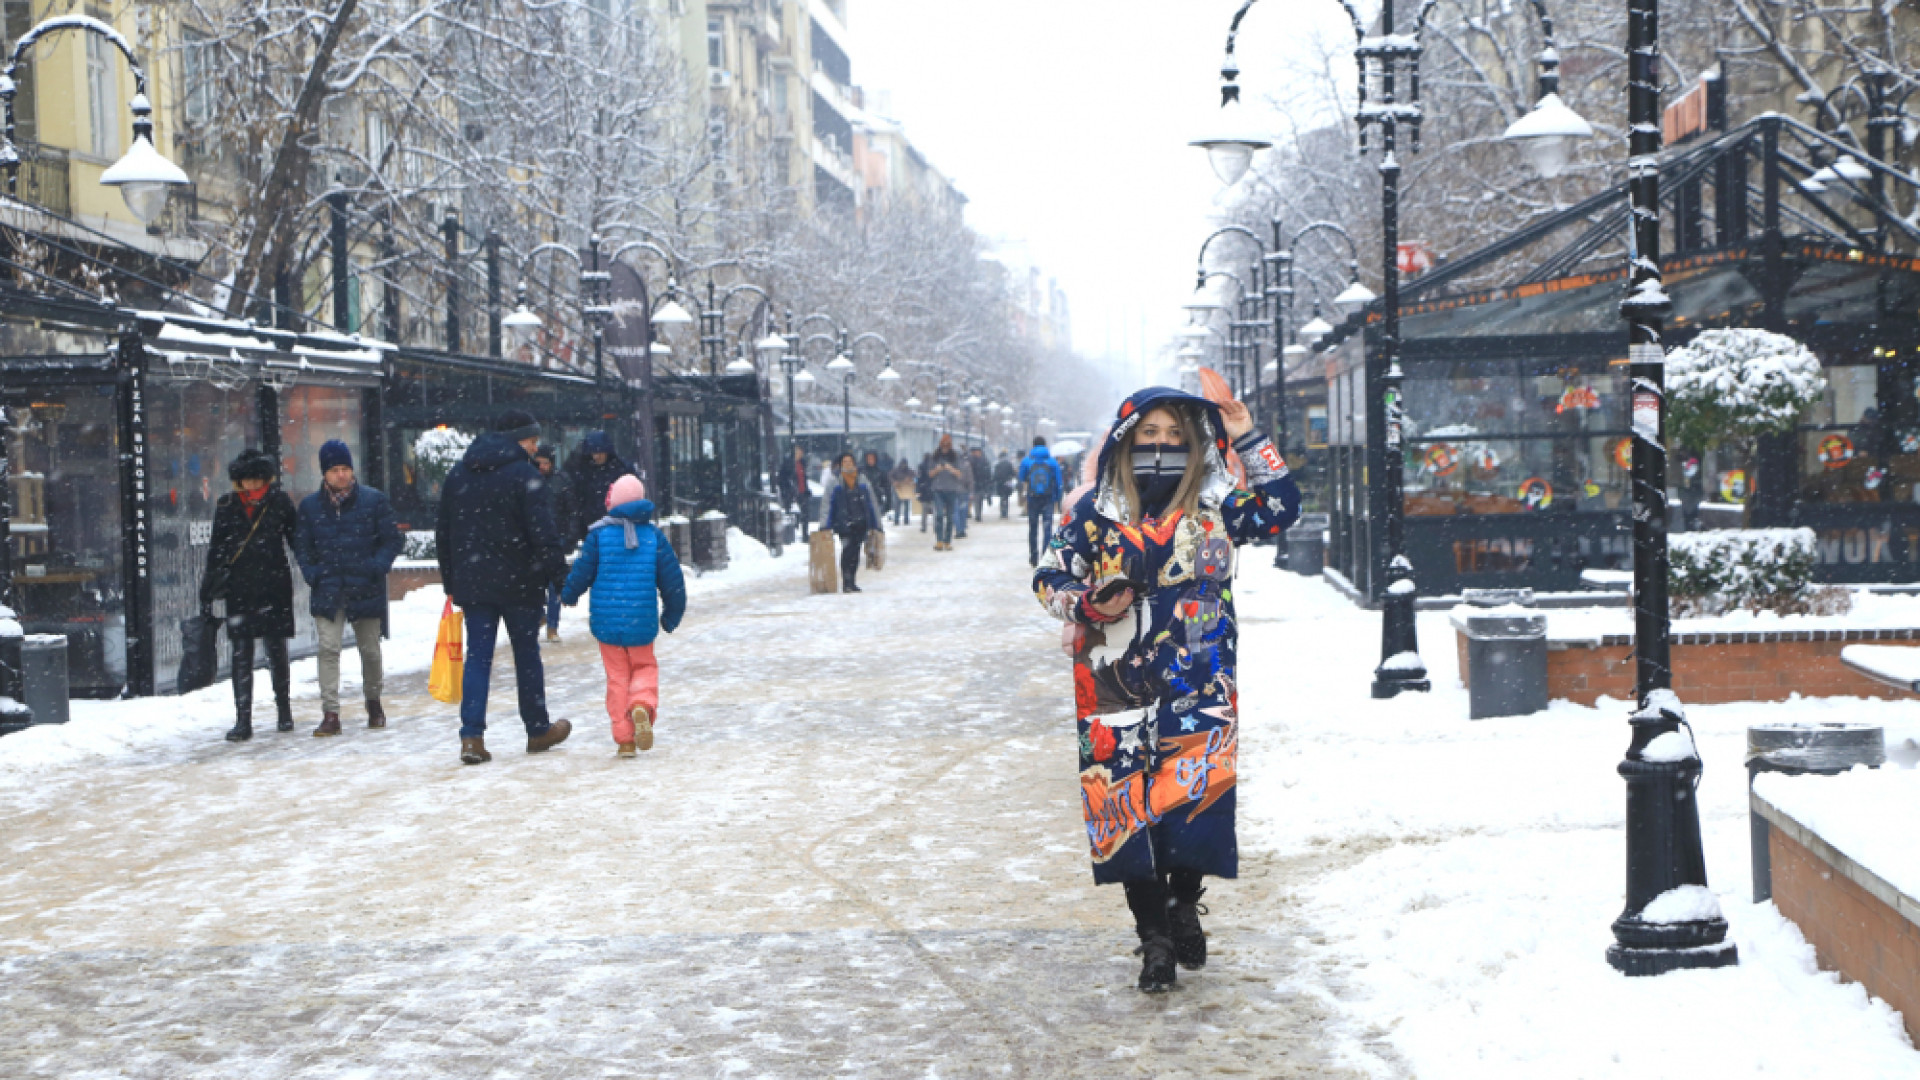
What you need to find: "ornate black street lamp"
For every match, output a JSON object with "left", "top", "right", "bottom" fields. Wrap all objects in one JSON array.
[{"left": 1604, "top": 0, "right": 1737, "bottom": 978}]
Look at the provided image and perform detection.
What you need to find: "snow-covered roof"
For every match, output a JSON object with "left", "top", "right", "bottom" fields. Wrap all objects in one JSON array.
[{"left": 133, "top": 310, "right": 391, "bottom": 385}]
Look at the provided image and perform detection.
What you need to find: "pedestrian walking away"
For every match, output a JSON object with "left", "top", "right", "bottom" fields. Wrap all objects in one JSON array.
[
  {"left": 294, "top": 439, "right": 403, "bottom": 736},
  {"left": 889, "top": 457, "right": 916, "bottom": 526},
  {"left": 916, "top": 454, "right": 933, "bottom": 533},
  {"left": 993, "top": 450, "right": 1017, "bottom": 518},
  {"left": 927, "top": 436, "right": 968, "bottom": 550},
  {"left": 562, "top": 474, "right": 687, "bottom": 757},
  {"left": 1032, "top": 387, "right": 1301, "bottom": 992},
  {"left": 781, "top": 444, "right": 813, "bottom": 534},
  {"left": 202, "top": 449, "right": 301, "bottom": 742},
  {"left": 822, "top": 452, "right": 884, "bottom": 592},
  {"left": 436, "top": 409, "right": 574, "bottom": 764},
  {"left": 533, "top": 444, "right": 578, "bottom": 641},
  {"left": 861, "top": 450, "right": 891, "bottom": 520},
  {"left": 969, "top": 447, "right": 993, "bottom": 524},
  {"left": 1018, "top": 437, "right": 1066, "bottom": 567},
  {"left": 562, "top": 430, "right": 635, "bottom": 543}
]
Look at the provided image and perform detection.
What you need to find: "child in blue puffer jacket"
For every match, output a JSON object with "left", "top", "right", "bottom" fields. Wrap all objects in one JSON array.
[{"left": 562, "top": 474, "right": 688, "bottom": 756}]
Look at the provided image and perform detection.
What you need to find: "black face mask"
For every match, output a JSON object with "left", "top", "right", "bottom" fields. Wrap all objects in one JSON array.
[{"left": 1131, "top": 442, "right": 1189, "bottom": 514}]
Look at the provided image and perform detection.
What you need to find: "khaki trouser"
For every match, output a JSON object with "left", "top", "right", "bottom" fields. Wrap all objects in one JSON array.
[{"left": 316, "top": 611, "right": 384, "bottom": 713}]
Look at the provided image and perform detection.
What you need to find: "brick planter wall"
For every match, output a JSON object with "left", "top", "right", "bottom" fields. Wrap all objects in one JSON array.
[
  {"left": 389, "top": 565, "right": 441, "bottom": 602},
  {"left": 1494, "top": 628, "right": 1920, "bottom": 706},
  {"left": 1754, "top": 794, "right": 1920, "bottom": 1045}
]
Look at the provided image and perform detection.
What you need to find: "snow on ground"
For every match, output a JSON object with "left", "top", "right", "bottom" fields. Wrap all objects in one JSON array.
[
  {"left": 1233, "top": 557, "right": 1920, "bottom": 1079},
  {"left": 0, "top": 527, "right": 803, "bottom": 782}
]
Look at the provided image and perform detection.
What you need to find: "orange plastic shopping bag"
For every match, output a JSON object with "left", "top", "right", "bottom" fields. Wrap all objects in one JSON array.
[{"left": 429, "top": 599, "right": 463, "bottom": 704}]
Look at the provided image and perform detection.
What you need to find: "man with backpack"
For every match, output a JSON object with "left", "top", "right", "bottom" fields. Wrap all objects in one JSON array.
[{"left": 1016, "top": 437, "right": 1066, "bottom": 567}]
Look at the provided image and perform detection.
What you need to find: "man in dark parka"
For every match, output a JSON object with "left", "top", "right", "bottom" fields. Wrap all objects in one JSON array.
[
  {"left": 563, "top": 431, "right": 635, "bottom": 542},
  {"left": 294, "top": 439, "right": 403, "bottom": 737},
  {"left": 436, "top": 410, "right": 573, "bottom": 764}
]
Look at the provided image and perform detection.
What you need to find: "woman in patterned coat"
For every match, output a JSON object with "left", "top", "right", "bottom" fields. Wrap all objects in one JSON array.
[{"left": 1031, "top": 386, "right": 1301, "bottom": 992}]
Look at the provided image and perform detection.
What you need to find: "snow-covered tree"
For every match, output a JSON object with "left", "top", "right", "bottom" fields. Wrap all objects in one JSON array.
[{"left": 1665, "top": 328, "right": 1826, "bottom": 452}]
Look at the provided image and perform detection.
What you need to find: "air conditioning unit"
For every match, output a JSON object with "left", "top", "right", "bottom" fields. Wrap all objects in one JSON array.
[{"left": 710, "top": 70, "right": 733, "bottom": 89}]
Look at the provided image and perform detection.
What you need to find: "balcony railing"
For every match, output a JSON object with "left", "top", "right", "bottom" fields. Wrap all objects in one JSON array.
[{"left": 10, "top": 141, "right": 71, "bottom": 217}]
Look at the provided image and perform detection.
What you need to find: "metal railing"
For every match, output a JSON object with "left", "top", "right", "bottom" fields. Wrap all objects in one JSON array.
[{"left": 12, "top": 140, "right": 69, "bottom": 216}]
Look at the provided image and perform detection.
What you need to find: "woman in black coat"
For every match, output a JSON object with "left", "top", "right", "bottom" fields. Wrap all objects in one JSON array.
[{"left": 201, "top": 449, "right": 299, "bottom": 742}]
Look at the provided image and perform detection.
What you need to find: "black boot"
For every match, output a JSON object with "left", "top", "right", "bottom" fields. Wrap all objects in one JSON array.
[
  {"left": 229, "top": 635, "right": 255, "bottom": 742},
  {"left": 276, "top": 698, "right": 295, "bottom": 733},
  {"left": 1125, "top": 879, "right": 1178, "bottom": 993},
  {"left": 1169, "top": 873, "right": 1208, "bottom": 970},
  {"left": 225, "top": 716, "right": 252, "bottom": 742}
]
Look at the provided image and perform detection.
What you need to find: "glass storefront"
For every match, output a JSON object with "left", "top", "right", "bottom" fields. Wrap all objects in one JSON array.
[{"left": 3, "top": 384, "right": 128, "bottom": 694}]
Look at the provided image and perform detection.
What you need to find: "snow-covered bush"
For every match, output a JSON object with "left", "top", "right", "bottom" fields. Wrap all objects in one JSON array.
[
  {"left": 1666, "top": 329, "right": 1825, "bottom": 452},
  {"left": 403, "top": 530, "right": 436, "bottom": 561},
  {"left": 411, "top": 427, "right": 473, "bottom": 494},
  {"left": 1669, "top": 528, "right": 1846, "bottom": 617}
]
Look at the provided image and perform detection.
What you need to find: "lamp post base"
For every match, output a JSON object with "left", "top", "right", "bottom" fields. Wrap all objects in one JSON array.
[
  {"left": 1606, "top": 938, "right": 1738, "bottom": 977},
  {"left": 1371, "top": 670, "right": 1431, "bottom": 698}
]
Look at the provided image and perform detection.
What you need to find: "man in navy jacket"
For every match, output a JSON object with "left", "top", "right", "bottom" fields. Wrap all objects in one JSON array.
[
  {"left": 436, "top": 410, "right": 573, "bottom": 764},
  {"left": 295, "top": 440, "right": 403, "bottom": 737}
]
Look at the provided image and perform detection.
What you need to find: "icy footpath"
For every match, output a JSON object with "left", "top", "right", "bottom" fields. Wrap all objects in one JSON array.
[
  {"left": 1232, "top": 559, "right": 1920, "bottom": 1080},
  {"left": 0, "top": 527, "right": 799, "bottom": 783}
]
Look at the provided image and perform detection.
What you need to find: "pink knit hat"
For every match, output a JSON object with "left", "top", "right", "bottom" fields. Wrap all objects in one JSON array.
[{"left": 606, "top": 474, "right": 646, "bottom": 509}]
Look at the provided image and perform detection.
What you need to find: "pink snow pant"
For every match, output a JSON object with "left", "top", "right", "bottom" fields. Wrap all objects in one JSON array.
[{"left": 598, "top": 643, "right": 660, "bottom": 744}]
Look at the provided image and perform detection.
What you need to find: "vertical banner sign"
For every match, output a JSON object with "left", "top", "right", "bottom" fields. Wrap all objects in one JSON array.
[
  {"left": 606, "top": 261, "right": 659, "bottom": 488},
  {"left": 118, "top": 336, "right": 155, "bottom": 697}
]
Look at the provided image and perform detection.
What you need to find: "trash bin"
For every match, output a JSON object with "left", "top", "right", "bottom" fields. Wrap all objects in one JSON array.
[
  {"left": 1286, "top": 522, "right": 1325, "bottom": 576},
  {"left": 21, "top": 633, "right": 68, "bottom": 726},
  {"left": 693, "top": 511, "right": 729, "bottom": 573},
  {"left": 1457, "top": 608, "right": 1548, "bottom": 719},
  {"left": 1746, "top": 722, "right": 1884, "bottom": 901},
  {"left": 0, "top": 627, "right": 29, "bottom": 735},
  {"left": 662, "top": 515, "right": 693, "bottom": 566}
]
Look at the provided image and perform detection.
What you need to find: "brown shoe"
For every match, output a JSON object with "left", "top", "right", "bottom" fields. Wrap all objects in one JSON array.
[
  {"left": 460, "top": 736, "right": 491, "bottom": 765},
  {"left": 526, "top": 718, "right": 572, "bottom": 753},
  {"left": 366, "top": 700, "right": 387, "bottom": 729},
  {"left": 616, "top": 741, "right": 637, "bottom": 759},
  {"left": 546, "top": 627, "right": 560, "bottom": 643},
  {"left": 313, "top": 713, "right": 342, "bottom": 737},
  {"left": 630, "top": 705, "right": 654, "bottom": 752}
]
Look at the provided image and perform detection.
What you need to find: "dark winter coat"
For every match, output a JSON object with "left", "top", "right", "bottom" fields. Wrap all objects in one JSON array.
[
  {"left": 824, "top": 477, "right": 884, "bottom": 535},
  {"left": 294, "top": 483, "right": 403, "bottom": 626},
  {"left": 992, "top": 457, "right": 1017, "bottom": 495},
  {"left": 562, "top": 497, "right": 687, "bottom": 648},
  {"left": 1031, "top": 386, "right": 1302, "bottom": 886},
  {"left": 540, "top": 468, "right": 579, "bottom": 551},
  {"left": 1017, "top": 446, "right": 1066, "bottom": 510},
  {"left": 564, "top": 433, "right": 637, "bottom": 540},
  {"left": 436, "top": 432, "right": 568, "bottom": 611},
  {"left": 201, "top": 487, "right": 299, "bottom": 639},
  {"left": 969, "top": 453, "right": 992, "bottom": 493}
]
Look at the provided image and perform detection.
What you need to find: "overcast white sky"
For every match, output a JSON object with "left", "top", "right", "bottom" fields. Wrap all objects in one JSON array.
[{"left": 846, "top": 0, "right": 1358, "bottom": 391}]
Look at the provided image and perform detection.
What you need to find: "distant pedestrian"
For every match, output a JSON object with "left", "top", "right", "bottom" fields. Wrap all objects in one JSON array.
[
  {"left": 563, "top": 474, "right": 687, "bottom": 758},
  {"left": 889, "top": 457, "right": 916, "bottom": 525},
  {"left": 436, "top": 409, "right": 573, "bottom": 765},
  {"left": 294, "top": 439, "right": 403, "bottom": 737},
  {"left": 862, "top": 449, "right": 890, "bottom": 516},
  {"left": 927, "top": 436, "right": 968, "bottom": 551},
  {"left": 916, "top": 454, "right": 933, "bottom": 533},
  {"left": 781, "top": 444, "right": 812, "bottom": 529},
  {"left": 969, "top": 447, "right": 993, "bottom": 523},
  {"left": 992, "top": 451, "right": 1017, "bottom": 519},
  {"left": 202, "top": 449, "right": 298, "bottom": 742},
  {"left": 1031, "top": 387, "right": 1300, "bottom": 993},
  {"left": 533, "top": 445, "right": 576, "bottom": 642},
  {"left": 823, "top": 452, "right": 884, "bottom": 591},
  {"left": 563, "top": 431, "right": 635, "bottom": 541},
  {"left": 1017, "top": 437, "right": 1066, "bottom": 567}
]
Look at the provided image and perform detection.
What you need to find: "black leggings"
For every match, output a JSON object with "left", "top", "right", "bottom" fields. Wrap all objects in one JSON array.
[
  {"left": 1123, "top": 869, "right": 1205, "bottom": 937},
  {"left": 839, "top": 527, "right": 866, "bottom": 587},
  {"left": 231, "top": 634, "right": 291, "bottom": 719}
]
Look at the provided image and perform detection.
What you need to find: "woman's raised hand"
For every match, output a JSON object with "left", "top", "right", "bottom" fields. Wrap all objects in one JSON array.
[{"left": 1218, "top": 398, "right": 1253, "bottom": 442}]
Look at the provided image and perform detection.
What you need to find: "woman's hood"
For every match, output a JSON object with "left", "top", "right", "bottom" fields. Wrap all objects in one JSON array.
[{"left": 1092, "top": 386, "right": 1236, "bottom": 521}]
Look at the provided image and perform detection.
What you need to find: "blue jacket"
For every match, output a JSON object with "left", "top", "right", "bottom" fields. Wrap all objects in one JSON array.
[
  {"left": 824, "top": 478, "right": 883, "bottom": 534},
  {"left": 1017, "top": 446, "right": 1065, "bottom": 509},
  {"left": 294, "top": 484, "right": 403, "bottom": 625},
  {"left": 561, "top": 498, "right": 687, "bottom": 647},
  {"left": 436, "top": 432, "right": 568, "bottom": 610}
]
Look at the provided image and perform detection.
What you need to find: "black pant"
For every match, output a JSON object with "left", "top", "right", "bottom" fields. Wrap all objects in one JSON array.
[
  {"left": 999, "top": 493, "right": 1010, "bottom": 518},
  {"left": 1027, "top": 503, "right": 1055, "bottom": 564},
  {"left": 1123, "top": 869, "right": 1206, "bottom": 938},
  {"left": 231, "top": 634, "right": 290, "bottom": 721},
  {"left": 839, "top": 526, "right": 866, "bottom": 588}
]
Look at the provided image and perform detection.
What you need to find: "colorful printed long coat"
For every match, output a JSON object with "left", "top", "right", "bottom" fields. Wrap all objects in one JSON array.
[{"left": 1032, "top": 388, "right": 1301, "bottom": 885}]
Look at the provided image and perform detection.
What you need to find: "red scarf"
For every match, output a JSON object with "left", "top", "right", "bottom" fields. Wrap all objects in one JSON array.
[{"left": 236, "top": 484, "right": 269, "bottom": 518}]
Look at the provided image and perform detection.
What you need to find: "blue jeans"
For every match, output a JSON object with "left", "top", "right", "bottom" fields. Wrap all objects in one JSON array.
[
  {"left": 955, "top": 492, "right": 970, "bottom": 537},
  {"left": 459, "top": 603, "right": 551, "bottom": 739},
  {"left": 933, "top": 491, "right": 962, "bottom": 544},
  {"left": 544, "top": 584, "right": 563, "bottom": 632},
  {"left": 1028, "top": 504, "right": 1055, "bottom": 564}
]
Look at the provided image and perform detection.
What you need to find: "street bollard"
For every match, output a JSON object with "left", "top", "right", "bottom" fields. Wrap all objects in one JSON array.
[
  {"left": 1746, "top": 723, "right": 1884, "bottom": 902},
  {"left": 21, "top": 634, "right": 67, "bottom": 726}
]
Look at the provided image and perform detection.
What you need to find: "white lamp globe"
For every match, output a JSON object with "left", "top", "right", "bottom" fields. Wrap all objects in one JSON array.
[
  {"left": 1501, "top": 92, "right": 1594, "bottom": 180},
  {"left": 501, "top": 305, "right": 542, "bottom": 353},
  {"left": 825, "top": 353, "right": 855, "bottom": 373},
  {"left": 1299, "top": 314, "right": 1335, "bottom": 345},
  {"left": 1333, "top": 277, "right": 1378, "bottom": 311},
  {"left": 793, "top": 366, "right": 815, "bottom": 385},
  {"left": 756, "top": 332, "right": 788, "bottom": 360},
  {"left": 99, "top": 123, "right": 190, "bottom": 225},
  {"left": 651, "top": 298, "right": 694, "bottom": 328},
  {"left": 725, "top": 353, "right": 756, "bottom": 374},
  {"left": 905, "top": 395, "right": 923, "bottom": 409},
  {"left": 877, "top": 363, "right": 901, "bottom": 382},
  {"left": 1190, "top": 100, "right": 1271, "bottom": 186}
]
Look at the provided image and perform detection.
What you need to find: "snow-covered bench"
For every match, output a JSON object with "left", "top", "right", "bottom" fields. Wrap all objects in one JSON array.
[{"left": 1839, "top": 644, "right": 1920, "bottom": 694}]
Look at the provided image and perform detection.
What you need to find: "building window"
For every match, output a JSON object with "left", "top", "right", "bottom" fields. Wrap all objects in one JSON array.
[
  {"left": 87, "top": 26, "right": 117, "bottom": 158},
  {"left": 707, "top": 17, "right": 724, "bottom": 68},
  {"left": 180, "top": 30, "right": 215, "bottom": 126},
  {"left": 772, "top": 73, "right": 788, "bottom": 115}
]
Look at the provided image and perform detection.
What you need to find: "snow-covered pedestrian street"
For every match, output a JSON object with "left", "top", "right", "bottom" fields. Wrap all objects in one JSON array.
[{"left": 0, "top": 519, "right": 1356, "bottom": 1080}]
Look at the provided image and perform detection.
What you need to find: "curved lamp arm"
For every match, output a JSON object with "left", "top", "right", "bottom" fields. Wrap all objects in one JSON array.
[{"left": 1197, "top": 225, "right": 1265, "bottom": 271}]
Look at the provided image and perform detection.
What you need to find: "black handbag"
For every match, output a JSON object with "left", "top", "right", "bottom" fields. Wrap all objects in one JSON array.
[{"left": 176, "top": 611, "right": 223, "bottom": 694}]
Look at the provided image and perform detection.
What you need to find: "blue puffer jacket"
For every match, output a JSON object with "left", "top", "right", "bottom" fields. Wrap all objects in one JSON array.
[
  {"left": 294, "top": 484, "right": 403, "bottom": 624},
  {"left": 561, "top": 498, "right": 687, "bottom": 647},
  {"left": 1017, "top": 446, "right": 1065, "bottom": 509}
]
